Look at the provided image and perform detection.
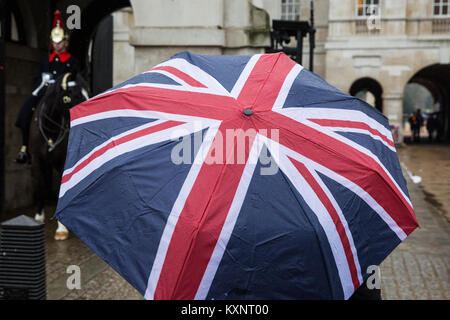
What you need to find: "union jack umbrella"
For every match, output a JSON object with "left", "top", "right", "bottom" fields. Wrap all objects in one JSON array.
[{"left": 55, "top": 52, "right": 418, "bottom": 300}]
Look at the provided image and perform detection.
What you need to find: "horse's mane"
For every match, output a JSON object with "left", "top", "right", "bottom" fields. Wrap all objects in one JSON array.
[{"left": 36, "top": 72, "right": 88, "bottom": 145}]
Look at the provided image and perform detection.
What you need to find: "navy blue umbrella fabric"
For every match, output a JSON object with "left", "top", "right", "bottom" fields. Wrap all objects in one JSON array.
[{"left": 55, "top": 52, "right": 418, "bottom": 299}]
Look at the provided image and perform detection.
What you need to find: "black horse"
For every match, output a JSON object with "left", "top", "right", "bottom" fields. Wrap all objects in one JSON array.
[{"left": 29, "top": 72, "right": 89, "bottom": 240}]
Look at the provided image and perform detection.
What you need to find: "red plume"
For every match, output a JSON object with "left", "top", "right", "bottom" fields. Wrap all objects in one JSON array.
[{"left": 52, "top": 10, "right": 65, "bottom": 30}]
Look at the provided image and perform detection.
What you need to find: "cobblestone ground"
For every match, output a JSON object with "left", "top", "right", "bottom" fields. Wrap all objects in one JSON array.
[
  {"left": 41, "top": 216, "right": 143, "bottom": 300},
  {"left": 3, "top": 144, "right": 449, "bottom": 300},
  {"left": 397, "top": 144, "right": 450, "bottom": 224},
  {"left": 378, "top": 143, "right": 450, "bottom": 300}
]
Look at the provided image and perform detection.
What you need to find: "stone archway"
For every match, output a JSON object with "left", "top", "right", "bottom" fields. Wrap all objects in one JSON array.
[
  {"left": 349, "top": 77, "right": 383, "bottom": 113},
  {"left": 404, "top": 64, "right": 450, "bottom": 142},
  {"left": 68, "top": 0, "right": 132, "bottom": 93}
]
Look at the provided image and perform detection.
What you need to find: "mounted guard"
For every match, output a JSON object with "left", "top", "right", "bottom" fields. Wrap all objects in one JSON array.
[
  {"left": 14, "top": 10, "right": 80, "bottom": 164},
  {"left": 14, "top": 10, "right": 88, "bottom": 241}
]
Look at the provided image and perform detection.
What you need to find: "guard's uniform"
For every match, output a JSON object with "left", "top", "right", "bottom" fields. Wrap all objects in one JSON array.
[
  {"left": 14, "top": 9, "right": 81, "bottom": 165},
  {"left": 15, "top": 51, "right": 80, "bottom": 132}
]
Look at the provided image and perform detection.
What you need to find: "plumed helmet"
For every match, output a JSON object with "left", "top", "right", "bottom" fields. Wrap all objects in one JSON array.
[{"left": 50, "top": 10, "right": 69, "bottom": 43}]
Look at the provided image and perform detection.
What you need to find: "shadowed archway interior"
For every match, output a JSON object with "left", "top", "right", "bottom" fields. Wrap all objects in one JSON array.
[
  {"left": 406, "top": 64, "right": 450, "bottom": 141},
  {"left": 350, "top": 77, "right": 383, "bottom": 113}
]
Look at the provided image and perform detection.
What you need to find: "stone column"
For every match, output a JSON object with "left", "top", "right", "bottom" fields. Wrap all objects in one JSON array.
[
  {"left": 383, "top": 93, "right": 404, "bottom": 144},
  {"left": 129, "top": 0, "right": 270, "bottom": 72},
  {"left": 112, "top": 8, "right": 135, "bottom": 86}
]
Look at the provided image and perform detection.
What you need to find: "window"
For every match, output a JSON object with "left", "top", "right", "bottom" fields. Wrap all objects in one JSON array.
[
  {"left": 3, "top": 1, "right": 25, "bottom": 43},
  {"left": 356, "top": 0, "right": 380, "bottom": 17},
  {"left": 433, "top": 0, "right": 450, "bottom": 16},
  {"left": 281, "top": 0, "right": 301, "bottom": 21}
]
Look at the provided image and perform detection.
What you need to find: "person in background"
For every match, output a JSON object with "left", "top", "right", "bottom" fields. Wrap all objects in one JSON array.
[
  {"left": 427, "top": 113, "right": 437, "bottom": 142},
  {"left": 409, "top": 112, "right": 417, "bottom": 142},
  {"left": 412, "top": 109, "right": 423, "bottom": 143}
]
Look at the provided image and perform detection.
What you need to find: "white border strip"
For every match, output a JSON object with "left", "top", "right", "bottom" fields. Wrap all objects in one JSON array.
[
  {"left": 151, "top": 58, "right": 230, "bottom": 96},
  {"left": 63, "top": 119, "right": 166, "bottom": 177},
  {"left": 230, "top": 54, "right": 261, "bottom": 99},
  {"left": 144, "top": 125, "right": 220, "bottom": 300},
  {"left": 309, "top": 168, "right": 364, "bottom": 286},
  {"left": 272, "top": 64, "right": 303, "bottom": 110},
  {"left": 278, "top": 142, "right": 407, "bottom": 241},
  {"left": 282, "top": 107, "right": 394, "bottom": 144},
  {"left": 273, "top": 149, "right": 355, "bottom": 299},
  {"left": 327, "top": 127, "right": 396, "bottom": 152},
  {"left": 194, "top": 136, "right": 262, "bottom": 299},
  {"left": 275, "top": 108, "right": 412, "bottom": 209},
  {"left": 71, "top": 109, "right": 219, "bottom": 128},
  {"left": 59, "top": 121, "right": 212, "bottom": 198}
]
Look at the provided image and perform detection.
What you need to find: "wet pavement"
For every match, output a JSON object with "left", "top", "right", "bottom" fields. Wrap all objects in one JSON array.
[
  {"left": 380, "top": 143, "right": 450, "bottom": 299},
  {"left": 40, "top": 214, "right": 143, "bottom": 300},
  {"left": 2, "top": 144, "right": 449, "bottom": 300},
  {"left": 397, "top": 143, "right": 450, "bottom": 224}
]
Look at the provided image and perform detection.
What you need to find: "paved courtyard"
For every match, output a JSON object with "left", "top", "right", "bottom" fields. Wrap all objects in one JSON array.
[
  {"left": 380, "top": 144, "right": 450, "bottom": 299},
  {"left": 3, "top": 144, "right": 450, "bottom": 300}
]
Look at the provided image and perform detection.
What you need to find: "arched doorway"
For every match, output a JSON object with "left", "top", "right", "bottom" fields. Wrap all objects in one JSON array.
[
  {"left": 349, "top": 77, "right": 383, "bottom": 112},
  {"left": 68, "top": 0, "right": 132, "bottom": 95},
  {"left": 1, "top": 0, "right": 135, "bottom": 216},
  {"left": 403, "top": 64, "right": 450, "bottom": 142}
]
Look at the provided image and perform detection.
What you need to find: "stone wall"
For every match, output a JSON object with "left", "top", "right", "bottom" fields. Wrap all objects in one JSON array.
[
  {"left": 4, "top": 44, "right": 46, "bottom": 211},
  {"left": 3, "top": 0, "right": 52, "bottom": 212},
  {"left": 112, "top": 8, "right": 135, "bottom": 86},
  {"left": 129, "top": 0, "right": 270, "bottom": 72}
]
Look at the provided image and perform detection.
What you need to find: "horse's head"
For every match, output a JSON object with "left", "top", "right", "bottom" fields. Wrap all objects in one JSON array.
[
  {"left": 58, "top": 72, "right": 90, "bottom": 110},
  {"left": 36, "top": 72, "right": 89, "bottom": 151}
]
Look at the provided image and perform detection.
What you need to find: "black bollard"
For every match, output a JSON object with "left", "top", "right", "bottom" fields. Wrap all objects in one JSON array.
[{"left": 0, "top": 215, "right": 46, "bottom": 300}]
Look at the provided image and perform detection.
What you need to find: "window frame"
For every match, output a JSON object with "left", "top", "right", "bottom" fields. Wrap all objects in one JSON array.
[
  {"left": 433, "top": 0, "right": 450, "bottom": 17},
  {"left": 4, "top": 1, "right": 26, "bottom": 44},
  {"left": 356, "top": 0, "right": 381, "bottom": 19},
  {"left": 281, "top": 0, "right": 302, "bottom": 21}
]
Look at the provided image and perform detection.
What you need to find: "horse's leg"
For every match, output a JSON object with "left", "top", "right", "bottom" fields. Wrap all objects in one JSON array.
[
  {"left": 54, "top": 150, "right": 69, "bottom": 241},
  {"left": 54, "top": 221, "right": 69, "bottom": 241},
  {"left": 31, "top": 155, "right": 46, "bottom": 222}
]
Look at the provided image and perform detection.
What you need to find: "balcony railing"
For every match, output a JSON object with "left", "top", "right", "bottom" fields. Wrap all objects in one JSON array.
[
  {"left": 432, "top": 18, "right": 450, "bottom": 34},
  {"left": 355, "top": 19, "right": 381, "bottom": 35}
]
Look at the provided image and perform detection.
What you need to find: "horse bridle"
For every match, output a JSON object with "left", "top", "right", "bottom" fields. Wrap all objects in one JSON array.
[{"left": 38, "top": 73, "right": 88, "bottom": 152}]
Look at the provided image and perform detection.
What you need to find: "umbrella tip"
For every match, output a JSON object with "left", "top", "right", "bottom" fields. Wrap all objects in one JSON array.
[{"left": 243, "top": 109, "right": 253, "bottom": 116}]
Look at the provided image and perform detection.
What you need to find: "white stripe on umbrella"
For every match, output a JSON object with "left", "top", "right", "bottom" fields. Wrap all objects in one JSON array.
[
  {"left": 271, "top": 64, "right": 304, "bottom": 110},
  {"left": 279, "top": 143, "right": 408, "bottom": 241},
  {"left": 144, "top": 124, "right": 221, "bottom": 300},
  {"left": 276, "top": 108, "right": 412, "bottom": 210},
  {"left": 308, "top": 167, "right": 364, "bottom": 286},
  {"left": 194, "top": 135, "right": 263, "bottom": 299},
  {"left": 230, "top": 54, "right": 262, "bottom": 99},
  {"left": 273, "top": 148, "right": 356, "bottom": 299},
  {"left": 59, "top": 120, "right": 214, "bottom": 198}
]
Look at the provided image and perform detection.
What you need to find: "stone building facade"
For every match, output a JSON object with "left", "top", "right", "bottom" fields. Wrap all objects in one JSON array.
[
  {"left": 324, "top": 0, "right": 450, "bottom": 142},
  {"left": 113, "top": 0, "right": 450, "bottom": 143}
]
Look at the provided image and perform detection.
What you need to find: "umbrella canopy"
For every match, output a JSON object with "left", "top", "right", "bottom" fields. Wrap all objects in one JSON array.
[{"left": 55, "top": 52, "right": 418, "bottom": 300}]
